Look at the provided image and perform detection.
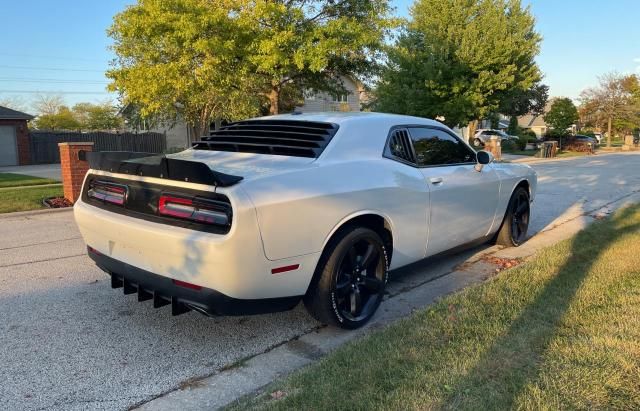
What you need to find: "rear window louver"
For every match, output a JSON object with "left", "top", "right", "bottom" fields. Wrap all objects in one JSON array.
[
  {"left": 389, "top": 129, "right": 415, "bottom": 163},
  {"left": 192, "top": 120, "right": 339, "bottom": 158}
]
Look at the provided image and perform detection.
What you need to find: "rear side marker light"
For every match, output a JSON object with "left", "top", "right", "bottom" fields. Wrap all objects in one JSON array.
[
  {"left": 88, "top": 181, "right": 128, "bottom": 206},
  {"left": 172, "top": 279, "right": 202, "bottom": 291},
  {"left": 159, "top": 194, "right": 230, "bottom": 226},
  {"left": 271, "top": 264, "right": 300, "bottom": 275}
]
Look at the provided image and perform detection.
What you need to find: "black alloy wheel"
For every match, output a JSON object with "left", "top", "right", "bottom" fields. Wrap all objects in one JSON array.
[
  {"left": 495, "top": 187, "right": 530, "bottom": 247},
  {"left": 304, "top": 227, "right": 388, "bottom": 329},
  {"left": 510, "top": 190, "right": 530, "bottom": 245},
  {"left": 333, "top": 237, "right": 386, "bottom": 323}
]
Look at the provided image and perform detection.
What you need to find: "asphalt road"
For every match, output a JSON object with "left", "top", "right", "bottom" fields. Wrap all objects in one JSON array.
[{"left": 1, "top": 152, "right": 639, "bottom": 410}]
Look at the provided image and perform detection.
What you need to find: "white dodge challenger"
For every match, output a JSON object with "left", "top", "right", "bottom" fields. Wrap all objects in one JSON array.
[{"left": 75, "top": 112, "right": 536, "bottom": 329}]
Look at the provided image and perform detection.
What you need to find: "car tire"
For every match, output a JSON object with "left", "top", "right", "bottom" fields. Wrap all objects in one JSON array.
[
  {"left": 304, "top": 226, "right": 388, "bottom": 329},
  {"left": 495, "top": 187, "right": 530, "bottom": 247},
  {"left": 473, "top": 138, "right": 483, "bottom": 147}
]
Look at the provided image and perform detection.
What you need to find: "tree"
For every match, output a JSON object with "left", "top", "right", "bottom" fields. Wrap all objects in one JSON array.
[
  {"left": 33, "top": 106, "right": 82, "bottom": 130},
  {"left": 73, "top": 102, "right": 123, "bottom": 130},
  {"left": 373, "top": 0, "right": 542, "bottom": 140},
  {"left": 108, "top": 0, "right": 264, "bottom": 139},
  {"left": 242, "top": 0, "right": 395, "bottom": 114},
  {"left": 0, "top": 96, "right": 29, "bottom": 113},
  {"left": 544, "top": 97, "right": 578, "bottom": 134},
  {"left": 33, "top": 94, "right": 65, "bottom": 116},
  {"left": 580, "top": 73, "right": 640, "bottom": 147},
  {"left": 108, "top": 0, "right": 394, "bottom": 139}
]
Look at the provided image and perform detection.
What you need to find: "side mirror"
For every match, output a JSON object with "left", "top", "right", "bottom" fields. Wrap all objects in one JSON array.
[{"left": 475, "top": 150, "right": 494, "bottom": 172}]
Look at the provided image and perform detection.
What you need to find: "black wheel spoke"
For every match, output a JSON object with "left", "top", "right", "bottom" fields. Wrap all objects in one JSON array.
[
  {"left": 350, "top": 289, "right": 361, "bottom": 315},
  {"left": 360, "top": 244, "right": 378, "bottom": 269},
  {"left": 348, "top": 247, "right": 357, "bottom": 266},
  {"left": 516, "top": 202, "right": 528, "bottom": 215},
  {"left": 361, "top": 276, "right": 383, "bottom": 293},
  {"left": 335, "top": 276, "right": 351, "bottom": 297}
]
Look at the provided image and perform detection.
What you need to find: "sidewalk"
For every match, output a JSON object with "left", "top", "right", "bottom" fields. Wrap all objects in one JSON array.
[{"left": 0, "top": 164, "right": 61, "bottom": 180}]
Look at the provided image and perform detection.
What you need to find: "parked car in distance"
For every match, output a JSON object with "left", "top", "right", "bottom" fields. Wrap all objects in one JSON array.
[
  {"left": 592, "top": 132, "right": 603, "bottom": 144},
  {"left": 473, "top": 129, "right": 519, "bottom": 148},
  {"left": 75, "top": 112, "right": 537, "bottom": 329}
]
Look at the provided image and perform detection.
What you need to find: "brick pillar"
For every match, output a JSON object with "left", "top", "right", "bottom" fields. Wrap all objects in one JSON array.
[
  {"left": 486, "top": 136, "right": 502, "bottom": 161},
  {"left": 59, "top": 142, "right": 94, "bottom": 203}
]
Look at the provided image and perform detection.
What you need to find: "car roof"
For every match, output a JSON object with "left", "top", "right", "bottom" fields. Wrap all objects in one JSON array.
[{"left": 251, "top": 111, "right": 444, "bottom": 128}]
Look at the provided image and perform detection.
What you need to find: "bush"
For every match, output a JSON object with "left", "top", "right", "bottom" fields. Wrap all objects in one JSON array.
[{"left": 514, "top": 129, "right": 538, "bottom": 150}]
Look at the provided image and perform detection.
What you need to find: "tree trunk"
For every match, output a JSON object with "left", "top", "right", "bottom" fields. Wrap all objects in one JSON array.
[
  {"left": 269, "top": 87, "right": 280, "bottom": 115},
  {"left": 213, "top": 117, "right": 222, "bottom": 131},
  {"left": 466, "top": 120, "right": 478, "bottom": 143},
  {"left": 607, "top": 116, "right": 612, "bottom": 148}
]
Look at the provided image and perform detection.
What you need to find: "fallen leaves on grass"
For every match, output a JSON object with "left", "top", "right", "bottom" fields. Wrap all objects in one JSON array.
[
  {"left": 270, "top": 390, "right": 287, "bottom": 400},
  {"left": 481, "top": 256, "right": 522, "bottom": 272}
]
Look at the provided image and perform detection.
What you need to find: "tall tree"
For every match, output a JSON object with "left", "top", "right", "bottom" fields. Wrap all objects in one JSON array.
[
  {"left": 243, "top": 0, "right": 395, "bottom": 114},
  {"left": 374, "top": 0, "right": 542, "bottom": 140},
  {"left": 108, "top": 0, "right": 394, "bottom": 139},
  {"left": 580, "top": 73, "right": 640, "bottom": 147},
  {"left": 108, "top": 0, "right": 263, "bottom": 139},
  {"left": 543, "top": 97, "right": 578, "bottom": 134}
]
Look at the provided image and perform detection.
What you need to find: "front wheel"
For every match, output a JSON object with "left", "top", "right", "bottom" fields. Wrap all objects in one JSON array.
[
  {"left": 304, "top": 227, "right": 388, "bottom": 329},
  {"left": 495, "top": 187, "right": 530, "bottom": 247}
]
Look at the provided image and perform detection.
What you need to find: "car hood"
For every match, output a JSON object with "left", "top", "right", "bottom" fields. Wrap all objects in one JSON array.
[{"left": 167, "top": 149, "right": 317, "bottom": 181}]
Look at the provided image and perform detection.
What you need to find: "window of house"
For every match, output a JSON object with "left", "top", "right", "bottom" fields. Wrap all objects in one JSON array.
[
  {"left": 303, "top": 89, "right": 317, "bottom": 101},
  {"left": 408, "top": 127, "right": 476, "bottom": 166},
  {"left": 332, "top": 93, "right": 348, "bottom": 103}
]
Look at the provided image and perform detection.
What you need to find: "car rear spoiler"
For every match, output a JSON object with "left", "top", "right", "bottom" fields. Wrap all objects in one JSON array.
[{"left": 82, "top": 151, "right": 243, "bottom": 187}]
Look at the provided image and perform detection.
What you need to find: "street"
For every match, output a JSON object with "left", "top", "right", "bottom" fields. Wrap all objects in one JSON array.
[{"left": 1, "top": 152, "right": 639, "bottom": 410}]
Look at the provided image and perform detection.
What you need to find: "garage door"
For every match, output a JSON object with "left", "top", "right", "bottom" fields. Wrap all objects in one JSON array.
[{"left": 0, "top": 126, "right": 18, "bottom": 166}]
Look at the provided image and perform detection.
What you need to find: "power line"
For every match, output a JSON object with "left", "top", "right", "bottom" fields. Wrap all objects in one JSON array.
[
  {"left": 0, "top": 52, "right": 109, "bottom": 63},
  {"left": 0, "top": 77, "right": 109, "bottom": 85},
  {"left": 0, "top": 65, "right": 106, "bottom": 73},
  {"left": 0, "top": 90, "right": 112, "bottom": 95}
]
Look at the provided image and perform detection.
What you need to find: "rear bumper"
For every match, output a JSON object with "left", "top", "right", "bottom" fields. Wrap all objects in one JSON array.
[{"left": 88, "top": 247, "right": 302, "bottom": 316}]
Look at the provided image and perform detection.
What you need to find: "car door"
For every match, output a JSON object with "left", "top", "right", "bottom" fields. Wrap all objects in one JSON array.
[{"left": 407, "top": 127, "right": 501, "bottom": 256}]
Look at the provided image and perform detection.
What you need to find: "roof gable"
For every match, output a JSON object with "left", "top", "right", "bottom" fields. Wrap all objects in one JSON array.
[{"left": 0, "top": 105, "right": 34, "bottom": 120}]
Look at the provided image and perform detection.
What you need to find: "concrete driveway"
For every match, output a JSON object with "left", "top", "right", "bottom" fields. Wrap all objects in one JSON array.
[
  {"left": 1, "top": 152, "right": 639, "bottom": 410},
  {"left": 0, "top": 164, "right": 62, "bottom": 180}
]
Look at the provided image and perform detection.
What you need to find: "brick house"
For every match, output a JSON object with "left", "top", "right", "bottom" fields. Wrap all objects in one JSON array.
[{"left": 0, "top": 106, "right": 34, "bottom": 166}]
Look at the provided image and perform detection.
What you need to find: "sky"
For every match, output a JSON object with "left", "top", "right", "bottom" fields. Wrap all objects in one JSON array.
[{"left": 0, "top": 0, "right": 638, "bottom": 113}]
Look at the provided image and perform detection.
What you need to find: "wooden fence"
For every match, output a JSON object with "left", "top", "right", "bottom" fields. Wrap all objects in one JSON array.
[{"left": 29, "top": 131, "right": 167, "bottom": 164}]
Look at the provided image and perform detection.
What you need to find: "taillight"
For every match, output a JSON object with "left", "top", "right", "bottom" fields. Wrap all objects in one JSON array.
[
  {"left": 158, "top": 194, "right": 230, "bottom": 226},
  {"left": 88, "top": 181, "right": 128, "bottom": 206}
]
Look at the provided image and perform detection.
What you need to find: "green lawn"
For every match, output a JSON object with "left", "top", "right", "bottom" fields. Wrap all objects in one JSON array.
[
  {"left": 231, "top": 205, "right": 640, "bottom": 410},
  {"left": 0, "top": 172, "right": 60, "bottom": 188},
  {"left": 0, "top": 185, "right": 64, "bottom": 213}
]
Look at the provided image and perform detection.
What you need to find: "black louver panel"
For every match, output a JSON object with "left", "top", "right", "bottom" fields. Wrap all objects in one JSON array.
[
  {"left": 389, "top": 129, "right": 415, "bottom": 163},
  {"left": 193, "top": 120, "right": 339, "bottom": 158}
]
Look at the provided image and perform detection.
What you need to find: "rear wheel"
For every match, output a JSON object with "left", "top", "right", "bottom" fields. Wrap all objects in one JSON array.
[
  {"left": 304, "top": 227, "right": 388, "bottom": 329},
  {"left": 495, "top": 187, "right": 530, "bottom": 246}
]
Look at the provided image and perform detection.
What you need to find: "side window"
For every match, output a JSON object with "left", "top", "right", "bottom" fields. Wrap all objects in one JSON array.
[
  {"left": 408, "top": 127, "right": 476, "bottom": 166},
  {"left": 387, "top": 129, "right": 414, "bottom": 163}
]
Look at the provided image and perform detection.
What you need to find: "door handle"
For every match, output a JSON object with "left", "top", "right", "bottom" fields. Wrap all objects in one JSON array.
[{"left": 429, "top": 177, "right": 444, "bottom": 185}]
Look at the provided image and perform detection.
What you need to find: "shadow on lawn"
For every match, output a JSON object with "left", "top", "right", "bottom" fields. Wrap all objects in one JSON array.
[{"left": 444, "top": 204, "right": 640, "bottom": 409}]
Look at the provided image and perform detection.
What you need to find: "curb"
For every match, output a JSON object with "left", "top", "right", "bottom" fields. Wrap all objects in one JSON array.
[{"left": 0, "top": 206, "right": 73, "bottom": 219}]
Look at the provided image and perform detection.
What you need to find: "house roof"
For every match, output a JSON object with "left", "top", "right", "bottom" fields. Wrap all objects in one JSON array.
[
  {"left": 0, "top": 105, "right": 34, "bottom": 120},
  {"left": 518, "top": 113, "right": 547, "bottom": 128}
]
